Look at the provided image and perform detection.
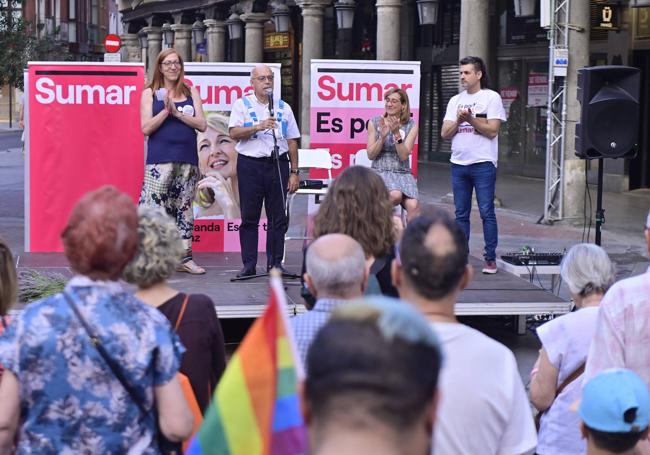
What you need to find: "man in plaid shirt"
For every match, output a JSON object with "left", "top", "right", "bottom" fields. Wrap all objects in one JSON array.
[{"left": 291, "top": 234, "right": 368, "bottom": 367}]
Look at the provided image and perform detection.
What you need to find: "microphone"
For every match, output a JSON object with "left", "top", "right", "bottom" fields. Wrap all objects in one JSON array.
[{"left": 265, "top": 88, "right": 274, "bottom": 116}]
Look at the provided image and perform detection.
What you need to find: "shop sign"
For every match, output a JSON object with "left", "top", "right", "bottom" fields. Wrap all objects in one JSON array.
[
  {"left": 594, "top": 3, "right": 620, "bottom": 30},
  {"left": 527, "top": 72, "right": 548, "bottom": 107},
  {"left": 635, "top": 7, "right": 650, "bottom": 39},
  {"left": 264, "top": 32, "right": 290, "bottom": 49},
  {"left": 500, "top": 86, "right": 519, "bottom": 116}
]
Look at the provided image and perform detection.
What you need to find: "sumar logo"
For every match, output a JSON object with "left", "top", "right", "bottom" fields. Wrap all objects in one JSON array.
[{"left": 34, "top": 77, "right": 137, "bottom": 105}]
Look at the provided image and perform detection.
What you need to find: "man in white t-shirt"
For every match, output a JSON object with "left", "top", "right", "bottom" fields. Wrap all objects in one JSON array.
[
  {"left": 391, "top": 209, "right": 537, "bottom": 455},
  {"left": 441, "top": 56, "right": 506, "bottom": 274},
  {"left": 229, "top": 64, "right": 301, "bottom": 277}
]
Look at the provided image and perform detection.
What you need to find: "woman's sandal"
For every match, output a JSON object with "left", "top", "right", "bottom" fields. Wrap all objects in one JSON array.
[{"left": 177, "top": 259, "right": 206, "bottom": 275}]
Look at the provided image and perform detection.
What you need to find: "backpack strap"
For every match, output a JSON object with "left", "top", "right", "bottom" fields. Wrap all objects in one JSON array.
[{"left": 174, "top": 294, "right": 190, "bottom": 332}]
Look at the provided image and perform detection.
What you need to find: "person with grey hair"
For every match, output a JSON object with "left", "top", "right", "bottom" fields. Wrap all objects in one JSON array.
[
  {"left": 529, "top": 243, "right": 615, "bottom": 455},
  {"left": 291, "top": 233, "right": 368, "bottom": 365},
  {"left": 123, "top": 206, "right": 226, "bottom": 413}
]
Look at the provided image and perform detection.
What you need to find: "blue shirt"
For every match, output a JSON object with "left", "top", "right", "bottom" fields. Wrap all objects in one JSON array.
[
  {"left": 147, "top": 95, "right": 198, "bottom": 166},
  {"left": 291, "top": 298, "right": 351, "bottom": 368},
  {"left": 0, "top": 276, "right": 184, "bottom": 455}
]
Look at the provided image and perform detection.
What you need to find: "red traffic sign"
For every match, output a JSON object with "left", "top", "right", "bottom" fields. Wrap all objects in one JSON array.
[{"left": 104, "top": 34, "right": 121, "bottom": 53}]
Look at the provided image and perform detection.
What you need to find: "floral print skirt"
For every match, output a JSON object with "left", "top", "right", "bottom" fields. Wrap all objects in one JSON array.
[{"left": 139, "top": 162, "right": 199, "bottom": 256}]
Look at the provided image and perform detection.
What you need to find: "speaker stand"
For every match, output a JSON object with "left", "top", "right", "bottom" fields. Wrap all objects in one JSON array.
[{"left": 595, "top": 158, "right": 605, "bottom": 246}]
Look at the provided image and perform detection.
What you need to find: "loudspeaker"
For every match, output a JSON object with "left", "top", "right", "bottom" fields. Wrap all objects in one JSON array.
[{"left": 575, "top": 66, "right": 641, "bottom": 159}]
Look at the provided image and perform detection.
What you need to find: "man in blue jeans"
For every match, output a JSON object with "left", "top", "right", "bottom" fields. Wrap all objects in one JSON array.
[{"left": 441, "top": 56, "right": 506, "bottom": 274}]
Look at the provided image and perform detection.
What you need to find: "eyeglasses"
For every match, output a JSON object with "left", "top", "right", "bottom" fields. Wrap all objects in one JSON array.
[
  {"left": 253, "top": 75, "right": 274, "bottom": 82},
  {"left": 385, "top": 98, "right": 402, "bottom": 105},
  {"left": 161, "top": 61, "right": 181, "bottom": 68}
]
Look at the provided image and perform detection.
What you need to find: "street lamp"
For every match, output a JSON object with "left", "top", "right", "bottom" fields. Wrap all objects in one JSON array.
[
  {"left": 162, "top": 22, "right": 174, "bottom": 48},
  {"left": 334, "top": 0, "right": 356, "bottom": 30},
  {"left": 138, "top": 29, "right": 148, "bottom": 49},
  {"left": 226, "top": 12, "right": 243, "bottom": 39},
  {"left": 192, "top": 19, "right": 206, "bottom": 44},
  {"left": 272, "top": 2, "right": 291, "bottom": 33},
  {"left": 513, "top": 0, "right": 535, "bottom": 17},
  {"left": 416, "top": 0, "right": 440, "bottom": 25}
]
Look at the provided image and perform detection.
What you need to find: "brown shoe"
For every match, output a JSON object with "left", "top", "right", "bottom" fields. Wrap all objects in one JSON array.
[{"left": 177, "top": 259, "right": 206, "bottom": 275}]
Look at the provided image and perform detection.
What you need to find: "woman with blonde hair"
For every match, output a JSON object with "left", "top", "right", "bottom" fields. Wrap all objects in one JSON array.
[
  {"left": 124, "top": 206, "right": 226, "bottom": 413},
  {"left": 313, "top": 165, "right": 398, "bottom": 297},
  {"left": 195, "top": 113, "right": 240, "bottom": 219},
  {"left": 530, "top": 243, "right": 616, "bottom": 455},
  {"left": 366, "top": 88, "right": 420, "bottom": 221},
  {"left": 139, "top": 48, "right": 207, "bottom": 275}
]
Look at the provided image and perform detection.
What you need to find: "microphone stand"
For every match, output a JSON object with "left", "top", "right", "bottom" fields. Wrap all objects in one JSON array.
[{"left": 231, "top": 90, "right": 300, "bottom": 282}]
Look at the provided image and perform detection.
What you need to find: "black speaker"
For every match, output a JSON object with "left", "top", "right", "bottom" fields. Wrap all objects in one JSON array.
[{"left": 575, "top": 66, "right": 641, "bottom": 159}]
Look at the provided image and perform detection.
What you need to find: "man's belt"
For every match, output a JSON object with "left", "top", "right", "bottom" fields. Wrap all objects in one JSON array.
[{"left": 239, "top": 153, "right": 289, "bottom": 163}]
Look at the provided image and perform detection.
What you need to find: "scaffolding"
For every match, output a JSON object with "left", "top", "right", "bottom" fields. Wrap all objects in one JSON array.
[{"left": 543, "top": 0, "right": 570, "bottom": 222}]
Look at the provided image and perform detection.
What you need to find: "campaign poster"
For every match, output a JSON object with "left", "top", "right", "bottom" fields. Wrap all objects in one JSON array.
[
  {"left": 183, "top": 63, "right": 281, "bottom": 252},
  {"left": 309, "top": 60, "right": 421, "bottom": 179},
  {"left": 26, "top": 62, "right": 145, "bottom": 252}
]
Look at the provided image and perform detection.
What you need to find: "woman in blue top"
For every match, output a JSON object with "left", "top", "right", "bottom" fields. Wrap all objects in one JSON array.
[
  {"left": 366, "top": 88, "right": 420, "bottom": 222},
  {"left": 140, "top": 48, "right": 207, "bottom": 275},
  {"left": 0, "top": 186, "right": 193, "bottom": 454}
]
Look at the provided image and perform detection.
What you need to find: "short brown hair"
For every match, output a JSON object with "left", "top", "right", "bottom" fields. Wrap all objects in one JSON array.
[
  {"left": 384, "top": 87, "right": 412, "bottom": 125},
  {"left": 0, "top": 237, "right": 18, "bottom": 315},
  {"left": 314, "top": 166, "right": 395, "bottom": 258},
  {"left": 61, "top": 186, "right": 139, "bottom": 281}
]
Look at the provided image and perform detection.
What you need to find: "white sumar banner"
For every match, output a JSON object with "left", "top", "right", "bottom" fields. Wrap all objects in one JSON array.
[
  {"left": 309, "top": 59, "right": 421, "bottom": 178},
  {"left": 183, "top": 62, "right": 281, "bottom": 252}
]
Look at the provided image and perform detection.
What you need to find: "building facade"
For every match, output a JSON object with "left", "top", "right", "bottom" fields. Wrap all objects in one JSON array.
[{"left": 119, "top": 0, "right": 649, "bottom": 192}]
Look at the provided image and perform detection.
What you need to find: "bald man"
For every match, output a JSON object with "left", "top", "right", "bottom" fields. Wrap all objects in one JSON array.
[
  {"left": 291, "top": 234, "right": 368, "bottom": 366},
  {"left": 229, "top": 64, "right": 301, "bottom": 278}
]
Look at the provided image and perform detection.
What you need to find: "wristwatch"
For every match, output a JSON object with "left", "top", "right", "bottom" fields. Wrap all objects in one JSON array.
[
  {"left": 290, "top": 169, "right": 300, "bottom": 175},
  {"left": 394, "top": 134, "right": 403, "bottom": 144}
]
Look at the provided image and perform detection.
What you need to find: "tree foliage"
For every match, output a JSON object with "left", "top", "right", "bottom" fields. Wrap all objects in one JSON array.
[
  {"left": 0, "top": 0, "right": 71, "bottom": 91},
  {"left": 0, "top": 0, "right": 30, "bottom": 90}
]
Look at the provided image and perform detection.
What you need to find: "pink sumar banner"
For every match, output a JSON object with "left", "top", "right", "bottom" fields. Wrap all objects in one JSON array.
[
  {"left": 183, "top": 63, "right": 281, "bottom": 253},
  {"left": 26, "top": 63, "right": 145, "bottom": 252},
  {"left": 309, "top": 59, "right": 421, "bottom": 179}
]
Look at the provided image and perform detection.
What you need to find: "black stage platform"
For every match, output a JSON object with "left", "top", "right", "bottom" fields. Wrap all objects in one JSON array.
[{"left": 13, "top": 252, "right": 570, "bottom": 328}]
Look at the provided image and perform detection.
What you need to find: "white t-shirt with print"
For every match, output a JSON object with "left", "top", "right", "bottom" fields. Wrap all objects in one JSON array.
[
  {"left": 443, "top": 89, "right": 507, "bottom": 166},
  {"left": 535, "top": 307, "right": 599, "bottom": 455},
  {"left": 431, "top": 322, "right": 537, "bottom": 455},
  {"left": 228, "top": 95, "right": 300, "bottom": 158}
]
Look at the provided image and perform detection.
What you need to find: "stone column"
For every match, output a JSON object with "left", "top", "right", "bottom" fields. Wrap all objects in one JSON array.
[
  {"left": 241, "top": 12, "right": 269, "bottom": 63},
  {"left": 171, "top": 24, "right": 192, "bottom": 63},
  {"left": 120, "top": 33, "right": 141, "bottom": 63},
  {"left": 562, "top": 0, "right": 590, "bottom": 220},
  {"left": 143, "top": 26, "right": 162, "bottom": 81},
  {"left": 376, "top": 0, "right": 401, "bottom": 60},
  {"left": 400, "top": 0, "right": 415, "bottom": 60},
  {"left": 297, "top": 0, "right": 331, "bottom": 146},
  {"left": 459, "top": 0, "right": 489, "bottom": 60},
  {"left": 204, "top": 19, "right": 226, "bottom": 62}
]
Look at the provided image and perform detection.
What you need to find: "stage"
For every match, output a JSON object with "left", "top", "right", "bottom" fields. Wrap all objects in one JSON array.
[{"left": 12, "top": 251, "right": 571, "bottom": 332}]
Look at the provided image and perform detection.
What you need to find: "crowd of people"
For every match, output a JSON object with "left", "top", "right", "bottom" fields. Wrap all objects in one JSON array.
[
  {"left": 0, "top": 178, "right": 649, "bottom": 454},
  {"left": 2, "top": 48, "right": 650, "bottom": 455}
]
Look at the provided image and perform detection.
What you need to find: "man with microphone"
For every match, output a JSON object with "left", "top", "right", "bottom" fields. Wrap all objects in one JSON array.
[{"left": 229, "top": 64, "right": 301, "bottom": 277}]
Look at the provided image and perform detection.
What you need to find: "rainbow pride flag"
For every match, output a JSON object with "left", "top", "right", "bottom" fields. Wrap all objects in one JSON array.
[{"left": 185, "top": 274, "right": 307, "bottom": 455}]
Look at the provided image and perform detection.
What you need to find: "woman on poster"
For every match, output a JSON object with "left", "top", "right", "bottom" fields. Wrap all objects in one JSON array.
[
  {"left": 366, "top": 88, "right": 420, "bottom": 222},
  {"left": 139, "top": 48, "right": 207, "bottom": 275},
  {"left": 195, "top": 113, "right": 241, "bottom": 219}
]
